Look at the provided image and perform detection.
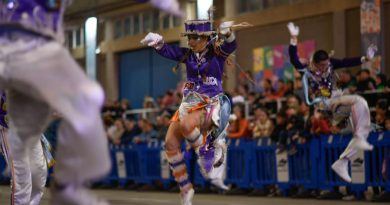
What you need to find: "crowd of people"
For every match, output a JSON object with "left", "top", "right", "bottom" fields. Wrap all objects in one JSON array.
[{"left": 102, "top": 69, "right": 390, "bottom": 149}]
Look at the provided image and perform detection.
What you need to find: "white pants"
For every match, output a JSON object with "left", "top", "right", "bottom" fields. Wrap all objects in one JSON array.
[
  {"left": 4, "top": 129, "right": 47, "bottom": 205},
  {"left": 325, "top": 95, "right": 371, "bottom": 159},
  {"left": 0, "top": 39, "right": 110, "bottom": 185}
]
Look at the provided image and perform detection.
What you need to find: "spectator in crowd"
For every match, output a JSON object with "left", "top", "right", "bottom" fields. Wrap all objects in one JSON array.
[
  {"left": 294, "top": 76, "right": 305, "bottom": 102},
  {"left": 121, "top": 118, "right": 142, "bottom": 144},
  {"left": 261, "top": 79, "right": 275, "bottom": 99},
  {"left": 373, "top": 99, "right": 389, "bottom": 131},
  {"left": 107, "top": 119, "right": 125, "bottom": 145},
  {"left": 133, "top": 118, "right": 158, "bottom": 144},
  {"left": 238, "top": 70, "right": 256, "bottom": 93},
  {"left": 231, "top": 87, "right": 246, "bottom": 105},
  {"left": 103, "top": 115, "right": 114, "bottom": 130},
  {"left": 356, "top": 69, "right": 376, "bottom": 92},
  {"left": 286, "top": 94, "right": 301, "bottom": 109},
  {"left": 271, "top": 111, "right": 287, "bottom": 149},
  {"left": 338, "top": 69, "right": 357, "bottom": 93},
  {"left": 299, "top": 101, "right": 313, "bottom": 140},
  {"left": 247, "top": 92, "right": 259, "bottom": 116},
  {"left": 156, "top": 111, "right": 172, "bottom": 141},
  {"left": 102, "top": 99, "right": 121, "bottom": 119},
  {"left": 375, "top": 73, "right": 387, "bottom": 91},
  {"left": 159, "top": 90, "right": 175, "bottom": 110},
  {"left": 273, "top": 79, "right": 287, "bottom": 99},
  {"left": 118, "top": 99, "right": 132, "bottom": 118},
  {"left": 310, "top": 109, "right": 332, "bottom": 136},
  {"left": 284, "top": 80, "right": 295, "bottom": 96},
  {"left": 250, "top": 107, "right": 274, "bottom": 139},
  {"left": 285, "top": 106, "right": 305, "bottom": 155},
  {"left": 143, "top": 96, "right": 159, "bottom": 124},
  {"left": 384, "top": 113, "right": 390, "bottom": 131},
  {"left": 228, "top": 103, "right": 251, "bottom": 139}
]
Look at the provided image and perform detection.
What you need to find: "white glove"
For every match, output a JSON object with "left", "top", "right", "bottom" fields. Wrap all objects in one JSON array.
[
  {"left": 287, "top": 22, "right": 299, "bottom": 36},
  {"left": 366, "top": 44, "right": 378, "bottom": 60},
  {"left": 140, "top": 32, "right": 164, "bottom": 49},
  {"left": 150, "top": 0, "right": 183, "bottom": 17},
  {"left": 219, "top": 21, "right": 234, "bottom": 35}
]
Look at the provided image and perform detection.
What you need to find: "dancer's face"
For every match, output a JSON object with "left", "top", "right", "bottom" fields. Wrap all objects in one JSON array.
[
  {"left": 187, "top": 35, "right": 208, "bottom": 53},
  {"left": 313, "top": 59, "right": 330, "bottom": 75}
]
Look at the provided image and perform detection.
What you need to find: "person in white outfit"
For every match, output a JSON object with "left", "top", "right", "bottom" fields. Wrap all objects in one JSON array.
[
  {"left": 0, "top": 91, "right": 51, "bottom": 205},
  {"left": 0, "top": 1, "right": 111, "bottom": 204},
  {"left": 287, "top": 22, "right": 376, "bottom": 183}
]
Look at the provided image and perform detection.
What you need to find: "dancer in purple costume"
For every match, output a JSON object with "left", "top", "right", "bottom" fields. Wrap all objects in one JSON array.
[
  {"left": 141, "top": 19, "right": 236, "bottom": 205},
  {"left": 287, "top": 22, "right": 377, "bottom": 183}
]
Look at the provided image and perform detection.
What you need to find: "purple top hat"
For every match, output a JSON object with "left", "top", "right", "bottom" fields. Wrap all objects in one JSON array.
[{"left": 181, "top": 19, "right": 216, "bottom": 36}]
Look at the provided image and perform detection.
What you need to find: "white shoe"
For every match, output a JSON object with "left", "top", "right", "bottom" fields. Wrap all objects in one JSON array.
[
  {"left": 331, "top": 159, "right": 351, "bottom": 183},
  {"left": 51, "top": 184, "right": 109, "bottom": 205},
  {"left": 180, "top": 188, "right": 194, "bottom": 205},
  {"left": 352, "top": 138, "right": 373, "bottom": 151},
  {"left": 211, "top": 178, "right": 229, "bottom": 191}
]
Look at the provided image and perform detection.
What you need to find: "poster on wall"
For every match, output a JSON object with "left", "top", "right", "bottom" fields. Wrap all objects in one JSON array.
[
  {"left": 252, "top": 40, "right": 316, "bottom": 91},
  {"left": 360, "top": 0, "right": 383, "bottom": 74}
]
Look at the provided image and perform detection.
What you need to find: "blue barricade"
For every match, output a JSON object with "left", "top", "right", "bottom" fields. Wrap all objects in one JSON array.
[
  {"left": 251, "top": 138, "right": 277, "bottom": 189},
  {"left": 225, "top": 139, "right": 252, "bottom": 188},
  {"left": 319, "top": 133, "right": 374, "bottom": 199},
  {"left": 366, "top": 132, "right": 390, "bottom": 192},
  {"left": 0, "top": 131, "right": 386, "bottom": 196},
  {"left": 288, "top": 138, "right": 320, "bottom": 190}
]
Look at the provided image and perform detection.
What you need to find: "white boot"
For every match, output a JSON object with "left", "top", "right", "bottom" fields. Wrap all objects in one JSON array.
[
  {"left": 180, "top": 188, "right": 194, "bottom": 205},
  {"left": 331, "top": 159, "right": 351, "bottom": 183},
  {"left": 351, "top": 137, "right": 373, "bottom": 151},
  {"left": 211, "top": 178, "right": 229, "bottom": 190},
  {"left": 50, "top": 184, "right": 109, "bottom": 205}
]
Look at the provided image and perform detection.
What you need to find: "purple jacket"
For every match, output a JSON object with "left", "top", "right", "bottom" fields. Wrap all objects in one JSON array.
[
  {"left": 0, "top": 0, "right": 68, "bottom": 41},
  {"left": 156, "top": 39, "right": 237, "bottom": 98}
]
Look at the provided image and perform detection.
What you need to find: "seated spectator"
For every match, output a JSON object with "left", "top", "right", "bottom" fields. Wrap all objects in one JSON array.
[
  {"left": 273, "top": 79, "right": 287, "bottom": 98},
  {"left": 385, "top": 114, "right": 390, "bottom": 131},
  {"left": 121, "top": 118, "right": 142, "bottom": 144},
  {"left": 271, "top": 111, "right": 287, "bottom": 151},
  {"left": 338, "top": 69, "right": 357, "bottom": 93},
  {"left": 160, "top": 90, "right": 175, "bottom": 109},
  {"left": 231, "top": 87, "right": 246, "bottom": 105},
  {"left": 356, "top": 69, "right": 376, "bottom": 92},
  {"left": 310, "top": 109, "right": 332, "bottom": 136},
  {"left": 261, "top": 79, "right": 275, "bottom": 99},
  {"left": 251, "top": 107, "right": 274, "bottom": 139},
  {"left": 284, "top": 80, "right": 295, "bottom": 96},
  {"left": 285, "top": 106, "right": 305, "bottom": 155},
  {"left": 228, "top": 103, "right": 251, "bottom": 139},
  {"left": 133, "top": 118, "right": 158, "bottom": 144},
  {"left": 107, "top": 119, "right": 125, "bottom": 145},
  {"left": 156, "top": 111, "right": 172, "bottom": 141},
  {"left": 374, "top": 99, "right": 389, "bottom": 131},
  {"left": 375, "top": 73, "right": 387, "bottom": 91},
  {"left": 143, "top": 96, "right": 158, "bottom": 124},
  {"left": 118, "top": 98, "right": 131, "bottom": 118}
]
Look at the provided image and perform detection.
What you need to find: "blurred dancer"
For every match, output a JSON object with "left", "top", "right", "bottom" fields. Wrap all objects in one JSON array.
[
  {"left": 0, "top": 1, "right": 110, "bottom": 204},
  {"left": 136, "top": 0, "right": 182, "bottom": 16}
]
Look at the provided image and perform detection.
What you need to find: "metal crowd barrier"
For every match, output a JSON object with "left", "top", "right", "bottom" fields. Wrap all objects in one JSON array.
[
  {"left": 99, "top": 132, "right": 389, "bottom": 195},
  {"left": 1, "top": 131, "right": 388, "bottom": 197}
]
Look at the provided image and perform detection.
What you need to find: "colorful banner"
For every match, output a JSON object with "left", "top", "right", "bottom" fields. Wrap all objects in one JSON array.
[
  {"left": 360, "top": 0, "right": 383, "bottom": 74},
  {"left": 252, "top": 40, "right": 316, "bottom": 87},
  {"left": 253, "top": 47, "right": 264, "bottom": 72}
]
